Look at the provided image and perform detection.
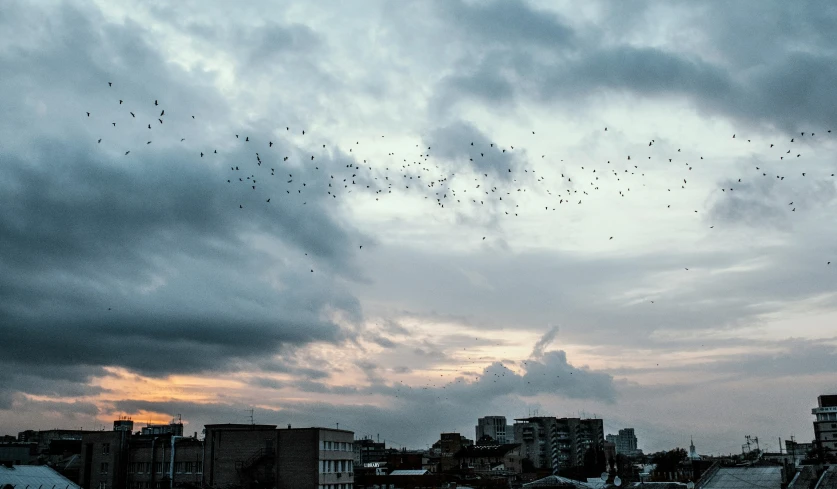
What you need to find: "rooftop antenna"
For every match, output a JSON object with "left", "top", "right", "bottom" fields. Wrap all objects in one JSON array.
[{"left": 248, "top": 408, "right": 255, "bottom": 425}]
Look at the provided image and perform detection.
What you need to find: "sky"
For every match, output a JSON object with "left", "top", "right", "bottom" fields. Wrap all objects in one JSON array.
[{"left": 1, "top": 0, "right": 837, "bottom": 455}]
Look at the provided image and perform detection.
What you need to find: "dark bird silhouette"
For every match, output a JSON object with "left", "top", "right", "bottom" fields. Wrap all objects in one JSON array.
[
  {"left": 130, "top": 112, "right": 135, "bottom": 117},
  {"left": 160, "top": 109, "right": 164, "bottom": 116},
  {"left": 108, "top": 82, "right": 112, "bottom": 86},
  {"left": 154, "top": 99, "right": 158, "bottom": 106},
  {"left": 87, "top": 112, "right": 90, "bottom": 117}
]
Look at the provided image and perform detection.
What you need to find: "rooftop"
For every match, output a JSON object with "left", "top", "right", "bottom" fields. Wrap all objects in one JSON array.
[
  {"left": 815, "top": 465, "right": 837, "bottom": 489},
  {"left": 455, "top": 443, "right": 520, "bottom": 458},
  {"left": 699, "top": 466, "right": 783, "bottom": 489},
  {"left": 0, "top": 465, "right": 81, "bottom": 489},
  {"left": 523, "top": 475, "right": 595, "bottom": 488},
  {"left": 389, "top": 469, "right": 429, "bottom": 476}
]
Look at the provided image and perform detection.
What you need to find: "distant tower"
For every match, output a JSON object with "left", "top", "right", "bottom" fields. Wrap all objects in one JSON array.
[
  {"left": 113, "top": 416, "right": 134, "bottom": 432},
  {"left": 689, "top": 437, "right": 700, "bottom": 460}
]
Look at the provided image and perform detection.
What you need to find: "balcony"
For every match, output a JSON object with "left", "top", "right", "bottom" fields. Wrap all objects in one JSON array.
[{"left": 813, "top": 406, "right": 837, "bottom": 414}]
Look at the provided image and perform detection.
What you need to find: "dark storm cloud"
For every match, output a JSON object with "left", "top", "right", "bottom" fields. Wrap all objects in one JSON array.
[
  {"left": 430, "top": 1, "right": 837, "bottom": 133},
  {"left": 439, "top": 0, "right": 575, "bottom": 49},
  {"left": 0, "top": 1, "right": 369, "bottom": 403}
]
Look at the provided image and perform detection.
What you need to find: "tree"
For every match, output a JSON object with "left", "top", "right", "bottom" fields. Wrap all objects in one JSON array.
[
  {"left": 582, "top": 446, "right": 607, "bottom": 479},
  {"left": 651, "top": 448, "right": 687, "bottom": 476}
]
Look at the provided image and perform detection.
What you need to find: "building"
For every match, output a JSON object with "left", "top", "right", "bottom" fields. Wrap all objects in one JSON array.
[
  {"left": 813, "top": 394, "right": 837, "bottom": 457},
  {"left": 688, "top": 437, "right": 700, "bottom": 461},
  {"left": 784, "top": 439, "right": 814, "bottom": 460},
  {"left": 78, "top": 419, "right": 203, "bottom": 489},
  {"left": 606, "top": 428, "right": 642, "bottom": 458},
  {"left": 513, "top": 417, "right": 605, "bottom": 472},
  {"left": 204, "top": 423, "right": 356, "bottom": 489},
  {"left": 477, "top": 416, "right": 511, "bottom": 444},
  {"left": 125, "top": 434, "right": 203, "bottom": 489},
  {"left": 455, "top": 443, "right": 523, "bottom": 474},
  {"left": 79, "top": 430, "right": 132, "bottom": 489},
  {"left": 278, "top": 426, "right": 354, "bottom": 489},
  {"left": 435, "top": 433, "right": 474, "bottom": 472},
  {"left": 0, "top": 443, "right": 37, "bottom": 465},
  {"left": 354, "top": 437, "right": 387, "bottom": 465},
  {"left": 204, "top": 423, "right": 277, "bottom": 488},
  {"left": 140, "top": 422, "right": 184, "bottom": 437},
  {"left": 113, "top": 417, "right": 134, "bottom": 433}
]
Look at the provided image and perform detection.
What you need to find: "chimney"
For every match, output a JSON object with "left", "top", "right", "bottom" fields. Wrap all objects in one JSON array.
[{"left": 288, "top": 424, "right": 291, "bottom": 429}]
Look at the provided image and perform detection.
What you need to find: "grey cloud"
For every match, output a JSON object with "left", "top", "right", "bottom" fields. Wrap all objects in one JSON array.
[
  {"left": 424, "top": 120, "right": 526, "bottom": 179},
  {"left": 369, "top": 335, "right": 398, "bottom": 348},
  {"left": 438, "top": 0, "right": 575, "bottom": 49},
  {"left": 431, "top": 3, "right": 837, "bottom": 134},
  {"left": 530, "top": 325, "right": 559, "bottom": 359},
  {"left": 0, "top": 0, "right": 368, "bottom": 401}
]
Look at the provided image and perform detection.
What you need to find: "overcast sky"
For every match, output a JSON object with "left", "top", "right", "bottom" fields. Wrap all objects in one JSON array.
[{"left": 2, "top": 0, "right": 837, "bottom": 455}]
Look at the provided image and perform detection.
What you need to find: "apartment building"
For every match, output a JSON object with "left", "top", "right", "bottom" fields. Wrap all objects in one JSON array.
[{"left": 513, "top": 417, "right": 605, "bottom": 472}]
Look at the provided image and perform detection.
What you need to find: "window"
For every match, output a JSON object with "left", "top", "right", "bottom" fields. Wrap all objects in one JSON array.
[
  {"left": 196, "top": 461, "right": 203, "bottom": 473},
  {"left": 98, "top": 482, "right": 107, "bottom": 489},
  {"left": 155, "top": 462, "right": 163, "bottom": 474},
  {"left": 185, "top": 461, "right": 193, "bottom": 473},
  {"left": 175, "top": 461, "right": 184, "bottom": 473},
  {"left": 164, "top": 462, "right": 170, "bottom": 474},
  {"left": 100, "top": 462, "right": 109, "bottom": 474},
  {"left": 102, "top": 443, "right": 110, "bottom": 454}
]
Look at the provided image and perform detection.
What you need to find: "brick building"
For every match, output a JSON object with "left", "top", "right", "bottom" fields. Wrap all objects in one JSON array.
[
  {"left": 203, "top": 423, "right": 356, "bottom": 489},
  {"left": 126, "top": 435, "right": 203, "bottom": 489},
  {"left": 79, "top": 419, "right": 202, "bottom": 489},
  {"left": 278, "top": 427, "right": 354, "bottom": 489},
  {"left": 79, "top": 430, "right": 131, "bottom": 489},
  {"left": 204, "top": 424, "right": 277, "bottom": 488}
]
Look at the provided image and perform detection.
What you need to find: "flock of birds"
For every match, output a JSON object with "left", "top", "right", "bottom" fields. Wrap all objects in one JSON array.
[
  {"left": 88, "top": 82, "right": 837, "bottom": 277},
  {"left": 81, "top": 82, "right": 837, "bottom": 414}
]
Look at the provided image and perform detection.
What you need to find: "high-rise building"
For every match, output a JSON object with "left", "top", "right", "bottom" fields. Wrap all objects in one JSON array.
[
  {"left": 513, "top": 417, "right": 604, "bottom": 473},
  {"left": 476, "top": 416, "right": 509, "bottom": 444},
  {"left": 813, "top": 394, "right": 837, "bottom": 455},
  {"left": 605, "top": 428, "right": 642, "bottom": 457}
]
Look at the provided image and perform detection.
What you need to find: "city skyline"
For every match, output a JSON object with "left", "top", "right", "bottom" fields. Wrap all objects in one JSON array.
[{"left": 2, "top": 0, "right": 837, "bottom": 455}]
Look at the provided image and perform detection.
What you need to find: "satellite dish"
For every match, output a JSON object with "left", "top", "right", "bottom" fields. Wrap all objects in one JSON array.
[
  {"left": 687, "top": 482, "right": 695, "bottom": 489},
  {"left": 614, "top": 477, "right": 622, "bottom": 487},
  {"left": 601, "top": 472, "right": 609, "bottom": 481}
]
